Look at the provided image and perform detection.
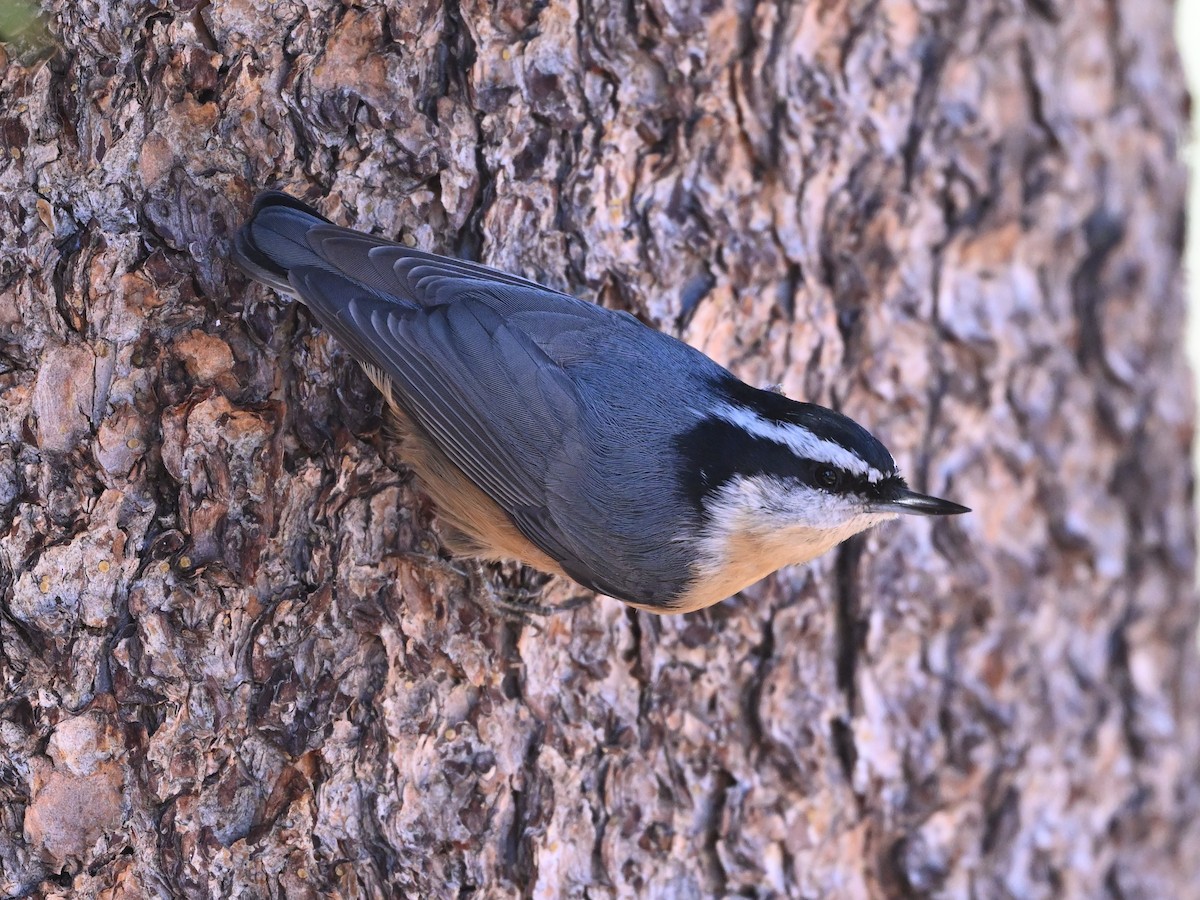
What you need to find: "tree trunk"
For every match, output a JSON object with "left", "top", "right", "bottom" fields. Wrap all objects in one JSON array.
[{"left": 1, "top": 0, "right": 1195, "bottom": 896}]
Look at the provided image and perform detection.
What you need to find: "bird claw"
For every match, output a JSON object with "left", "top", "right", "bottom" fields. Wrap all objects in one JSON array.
[
  {"left": 390, "top": 548, "right": 588, "bottom": 622},
  {"left": 468, "top": 563, "right": 588, "bottom": 622}
]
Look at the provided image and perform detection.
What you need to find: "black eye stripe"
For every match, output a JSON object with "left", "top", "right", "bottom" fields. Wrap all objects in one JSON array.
[
  {"left": 801, "top": 462, "right": 908, "bottom": 499},
  {"left": 675, "top": 416, "right": 899, "bottom": 516},
  {"left": 676, "top": 418, "right": 802, "bottom": 514},
  {"left": 814, "top": 465, "right": 843, "bottom": 490},
  {"left": 800, "top": 462, "right": 861, "bottom": 493}
]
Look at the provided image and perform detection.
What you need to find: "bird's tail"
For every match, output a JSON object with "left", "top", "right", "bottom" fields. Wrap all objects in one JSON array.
[{"left": 230, "top": 191, "right": 334, "bottom": 295}]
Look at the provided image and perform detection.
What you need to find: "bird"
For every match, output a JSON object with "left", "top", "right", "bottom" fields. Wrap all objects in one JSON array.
[{"left": 231, "top": 191, "right": 968, "bottom": 614}]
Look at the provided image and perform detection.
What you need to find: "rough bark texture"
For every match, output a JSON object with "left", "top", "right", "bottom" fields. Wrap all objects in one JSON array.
[{"left": 0, "top": 0, "right": 1195, "bottom": 896}]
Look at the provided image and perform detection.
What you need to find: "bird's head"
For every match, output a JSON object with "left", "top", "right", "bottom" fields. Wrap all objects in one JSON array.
[{"left": 676, "top": 378, "right": 968, "bottom": 583}]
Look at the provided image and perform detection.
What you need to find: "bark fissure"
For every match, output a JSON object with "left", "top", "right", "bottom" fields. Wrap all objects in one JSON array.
[{"left": 0, "top": 0, "right": 1194, "bottom": 895}]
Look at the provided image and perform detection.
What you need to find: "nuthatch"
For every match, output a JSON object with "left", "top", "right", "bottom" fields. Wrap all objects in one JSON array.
[{"left": 232, "top": 192, "right": 968, "bottom": 613}]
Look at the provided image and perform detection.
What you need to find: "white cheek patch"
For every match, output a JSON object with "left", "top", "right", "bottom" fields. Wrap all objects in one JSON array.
[
  {"left": 736, "top": 478, "right": 882, "bottom": 531},
  {"left": 696, "top": 475, "right": 897, "bottom": 576},
  {"left": 712, "top": 403, "right": 886, "bottom": 482}
]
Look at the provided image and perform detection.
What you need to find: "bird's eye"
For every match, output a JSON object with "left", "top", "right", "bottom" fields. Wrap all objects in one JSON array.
[{"left": 815, "top": 466, "right": 842, "bottom": 490}]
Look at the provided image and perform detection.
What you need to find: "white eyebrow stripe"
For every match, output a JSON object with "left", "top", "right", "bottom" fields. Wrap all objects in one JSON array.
[{"left": 712, "top": 404, "right": 878, "bottom": 481}]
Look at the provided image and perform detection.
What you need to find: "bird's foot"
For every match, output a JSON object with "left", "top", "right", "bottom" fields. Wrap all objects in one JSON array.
[
  {"left": 469, "top": 563, "right": 590, "bottom": 623},
  {"left": 387, "top": 543, "right": 589, "bottom": 622}
]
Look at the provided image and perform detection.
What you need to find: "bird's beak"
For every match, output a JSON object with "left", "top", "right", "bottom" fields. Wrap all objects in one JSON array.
[{"left": 872, "top": 486, "right": 970, "bottom": 517}]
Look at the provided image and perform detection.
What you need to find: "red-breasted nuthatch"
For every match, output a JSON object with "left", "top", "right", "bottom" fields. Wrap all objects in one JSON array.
[{"left": 232, "top": 192, "right": 968, "bottom": 613}]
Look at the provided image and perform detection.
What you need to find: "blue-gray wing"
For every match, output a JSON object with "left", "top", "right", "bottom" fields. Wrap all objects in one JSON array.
[
  {"left": 291, "top": 260, "right": 639, "bottom": 595},
  {"left": 233, "top": 197, "right": 699, "bottom": 605}
]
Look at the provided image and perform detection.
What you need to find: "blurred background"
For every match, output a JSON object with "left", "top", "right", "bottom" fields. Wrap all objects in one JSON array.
[{"left": 1183, "top": 1, "right": 1200, "bottom": 490}]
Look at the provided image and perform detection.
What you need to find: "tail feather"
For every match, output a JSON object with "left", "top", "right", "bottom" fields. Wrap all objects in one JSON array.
[{"left": 231, "top": 191, "right": 333, "bottom": 294}]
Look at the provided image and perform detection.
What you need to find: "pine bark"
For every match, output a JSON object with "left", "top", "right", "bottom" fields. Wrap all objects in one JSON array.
[{"left": 0, "top": 0, "right": 1195, "bottom": 896}]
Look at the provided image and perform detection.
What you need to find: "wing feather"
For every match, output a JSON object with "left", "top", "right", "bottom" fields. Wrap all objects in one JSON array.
[
  {"left": 305, "top": 228, "right": 577, "bottom": 303},
  {"left": 233, "top": 194, "right": 703, "bottom": 607},
  {"left": 290, "top": 267, "right": 584, "bottom": 547}
]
